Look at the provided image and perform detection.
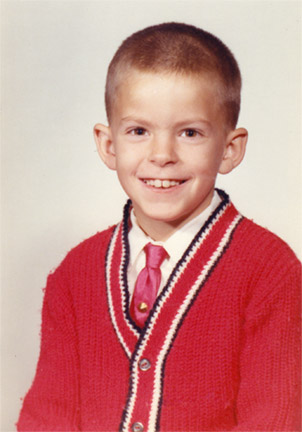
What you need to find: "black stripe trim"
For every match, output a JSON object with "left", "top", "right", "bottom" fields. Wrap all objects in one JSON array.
[{"left": 120, "top": 200, "right": 143, "bottom": 333}]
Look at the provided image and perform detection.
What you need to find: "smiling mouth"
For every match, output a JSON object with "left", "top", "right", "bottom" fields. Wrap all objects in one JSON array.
[{"left": 142, "top": 179, "right": 186, "bottom": 189}]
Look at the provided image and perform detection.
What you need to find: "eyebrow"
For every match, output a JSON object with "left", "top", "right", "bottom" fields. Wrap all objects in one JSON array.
[
  {"left": 121, "top": 116, "right": 152, "bottom": 125},
  {"left": 173, "top": 119, "right": 212, "bottom": 129},
  {"left": 120, "top": 116, "right": 212, "bottom": 128}
]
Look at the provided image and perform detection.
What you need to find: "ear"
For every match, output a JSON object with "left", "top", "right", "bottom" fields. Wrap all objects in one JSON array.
[
  {"left": 219, "top": 127, "right": 248, "bottom": 175},
  {"left": 93, "top": 123, "right": 116, "bottom": 170}
]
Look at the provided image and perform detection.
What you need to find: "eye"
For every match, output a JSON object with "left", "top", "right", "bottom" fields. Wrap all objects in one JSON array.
[
  {"left": 129, "top": 127, "right": 148, "bottom": 136},
  {"left": 181, "top": 129, "right": 199, "bottom": 138}
]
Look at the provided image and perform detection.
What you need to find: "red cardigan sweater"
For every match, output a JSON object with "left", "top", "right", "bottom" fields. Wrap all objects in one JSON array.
[{"left": 17, "top": 191, "right": 301, "bottom": 431}]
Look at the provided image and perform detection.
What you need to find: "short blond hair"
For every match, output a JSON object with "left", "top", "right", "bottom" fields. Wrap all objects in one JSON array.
[{"left": 105, "top": 22, "right": 242, "bottom": 129}]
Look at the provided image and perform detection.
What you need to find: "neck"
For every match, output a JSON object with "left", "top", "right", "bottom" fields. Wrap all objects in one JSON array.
[
  {"left": 134, "top": 196, "right": 214, "bottom": 242},
  {"left": 137, "top": 220, "right": 180, "bottom": 242}
]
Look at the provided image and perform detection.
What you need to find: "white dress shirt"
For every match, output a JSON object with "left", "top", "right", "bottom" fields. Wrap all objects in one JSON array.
[{"left": 127, "top": 190, "right": 221, "bottom": 299}]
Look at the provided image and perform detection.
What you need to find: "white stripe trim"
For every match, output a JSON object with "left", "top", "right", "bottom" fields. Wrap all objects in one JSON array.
[
  {"left": 147, "top": 214, "right": 242, "bottom": 430},
  {"left": 119, "top": 223, "right": 140, "bottom": 339},
  {"left": 106, "top": 224, "right": 132, "bottom": 359},
  {"left": 122, "top": 362, "right": 140, "bottom": 429}
]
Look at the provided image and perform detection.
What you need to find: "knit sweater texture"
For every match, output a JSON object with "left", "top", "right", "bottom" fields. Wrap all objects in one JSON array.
[{"left": 17, "top": 191, "right": 301, "bottom": 431}]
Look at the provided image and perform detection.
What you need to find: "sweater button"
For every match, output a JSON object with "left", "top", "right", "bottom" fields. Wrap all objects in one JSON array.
[
  {"left": 139, "top": 358, "right": 151, "bottom": 371},
  {"left": 132, "top": 422, "right": 144, "bottom": 432}
]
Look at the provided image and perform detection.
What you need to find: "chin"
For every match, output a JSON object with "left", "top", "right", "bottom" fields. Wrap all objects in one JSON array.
[{"left": 140, "top": 207, "right": 191, "bottom": 225}]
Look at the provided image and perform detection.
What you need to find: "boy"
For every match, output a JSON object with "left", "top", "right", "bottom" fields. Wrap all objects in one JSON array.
[{"left": 17, "top": 22, "right": 300, "bottom": 431}]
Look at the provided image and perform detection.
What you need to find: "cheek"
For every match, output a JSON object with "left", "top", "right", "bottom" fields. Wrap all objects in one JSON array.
[
  {"left": 189, "top": 155, "right": 224, "bottom": 182},
  {"left": 190, "top": 153, "right": 221, "bottom": 173},
  {"left": 205, "top": 146, "right": 225, "bottom": 169},
  {"left": 115, "top": 153, "right": 139, "bottom": 179},
  {"left": 115, "top": 144, "right": 145, "bottom": 169}
]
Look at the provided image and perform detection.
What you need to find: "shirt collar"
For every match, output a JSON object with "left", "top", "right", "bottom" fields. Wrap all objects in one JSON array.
[{"left": 128, "top": 190, "right": 221, "bottom": 266}]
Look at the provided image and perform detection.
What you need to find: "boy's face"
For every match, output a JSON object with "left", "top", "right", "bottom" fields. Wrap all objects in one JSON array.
[{"left": 95, "top": 71, "right": 247, "bottom": 240}]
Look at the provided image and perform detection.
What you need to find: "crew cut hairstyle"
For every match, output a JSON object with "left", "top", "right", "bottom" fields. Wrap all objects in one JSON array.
[{"left": 105, "top": 22, "right": 242, "bottom": 129}]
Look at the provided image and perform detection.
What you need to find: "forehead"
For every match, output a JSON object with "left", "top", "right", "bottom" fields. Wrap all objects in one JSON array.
[{"left": 110, "top": 69, "right": 225, "bottom": 127}]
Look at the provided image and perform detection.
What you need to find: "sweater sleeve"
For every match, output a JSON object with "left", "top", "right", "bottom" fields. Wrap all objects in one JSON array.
[
  {"left": 17, "top": 266, "right": 81, "bottom": 431},
  {"left": 234, "top": 250, "right": 301, "bottom": 431}
]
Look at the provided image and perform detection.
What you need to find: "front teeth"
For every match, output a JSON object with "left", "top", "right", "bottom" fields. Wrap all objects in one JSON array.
[{"left": 144, "top": 179, "right": 182, "bottom": 188}]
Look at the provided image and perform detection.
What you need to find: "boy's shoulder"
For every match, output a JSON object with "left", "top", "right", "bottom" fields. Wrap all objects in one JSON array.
[
  {"left": 214, "top": 190, "right": 300, "bottom": 267},
  {"left": 234, "top": 214, "right": 300, "bottom": 271},
  {"left": 240, "top": 215, "right": 295, "bottom": 251},
  {"left": 52, "top": 224, "right": 117, "bottom": 276},
  {"left": 71, "top": 224, "right": 116, "bottom": 255}
]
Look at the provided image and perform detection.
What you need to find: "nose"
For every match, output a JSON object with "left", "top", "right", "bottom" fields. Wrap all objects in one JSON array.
[{"left": 148, "top": 134, "right": 177, "bottom": 166}]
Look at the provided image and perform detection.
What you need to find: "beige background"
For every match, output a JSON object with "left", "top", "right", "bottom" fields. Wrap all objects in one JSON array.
[{"left": 1, "top": 0, "right": 301, "bottom": 430}]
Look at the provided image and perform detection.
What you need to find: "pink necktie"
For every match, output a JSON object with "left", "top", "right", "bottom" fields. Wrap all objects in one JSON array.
[{"left": 130, "top": 243, "right": 168, "bottom": 328}]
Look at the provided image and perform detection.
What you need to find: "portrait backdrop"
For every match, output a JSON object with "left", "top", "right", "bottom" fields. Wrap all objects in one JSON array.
[{"left": 1, "top": 1, "right": 301, "bottom": 430}]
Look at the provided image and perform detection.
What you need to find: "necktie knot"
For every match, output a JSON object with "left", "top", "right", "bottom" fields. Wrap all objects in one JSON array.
[{"left": 144, "top": 242, "right": 168, "bottom": 269}]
